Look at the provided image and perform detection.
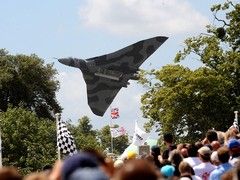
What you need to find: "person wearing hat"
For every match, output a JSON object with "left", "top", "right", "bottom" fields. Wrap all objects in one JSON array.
[
  {"left": 160, "top": 165, "right": 175, "bottom": 179},
  {"left": 61, "top": 152, "right": 108, "bottom": 180},
  {"left": 193, "top": 146, "right": 216, "bottom": 180},
  {"left": 227, "top": 138, "right": 240, "bottom": 167}
]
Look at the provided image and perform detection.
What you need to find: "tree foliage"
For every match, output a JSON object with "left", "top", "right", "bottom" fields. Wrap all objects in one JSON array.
[
  {"left": 68, "top": 117, "right": 129, "bottom": 154},
  {"left": 140, "top": 1, "right": 240, "bottom": 142},
  {"left": 0, "top": 107, "right": 57, "bottom": 174},
  {"left": 0, "top": 49, "right": 61, "bottom": 119},
  {"left": 76, "top": 116, "right": 96, "bottom": 135},
  {"left": 68, "top": 116, "right": 101, "bottom": 151}
]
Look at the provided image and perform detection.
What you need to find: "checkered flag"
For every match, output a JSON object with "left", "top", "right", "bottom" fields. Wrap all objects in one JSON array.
[{"left": 57, "top": 118, "right": 77, "bottom": 156}]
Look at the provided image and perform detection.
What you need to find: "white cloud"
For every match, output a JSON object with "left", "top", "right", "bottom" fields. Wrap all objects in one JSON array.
[{"left": 79, "top": 0, "right": 209, "bottom": 36}]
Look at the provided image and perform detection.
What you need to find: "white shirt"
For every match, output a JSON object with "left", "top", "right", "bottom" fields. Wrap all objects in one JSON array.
[
  {"left": 229, "top": 156, "right": 240, "bottom": 167},
  {"left": 193, "top": 162, "right": 216, "bottom": 180},
  {"left": 192, "top": 175, "right": 202, "bottom": 180},
  {"left": 180, "top": 175, "right": 201, "bottom": 180},
  {"left": 184, "top": 157, "right": 202, "bottom": 167}
]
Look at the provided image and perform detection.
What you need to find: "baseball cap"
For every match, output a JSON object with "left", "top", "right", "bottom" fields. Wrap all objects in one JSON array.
[
  {"left": 160, "top": 165, "right": 175, "bottom": 177},
  {"left": 198, "top": 146, "right": 212, "bottom": 156},
  {"left": 61, "top": 152, "right": 99, "bottom": 180},
  {"left": 227, "top": 139, "right": 240, "bottom": 149}
]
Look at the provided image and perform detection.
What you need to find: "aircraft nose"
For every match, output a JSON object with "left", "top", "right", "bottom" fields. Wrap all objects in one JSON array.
[
  {"left": 58, "top": 58, "right": 69, "bottom": 65},
  {"left": 58, "top": 58, "right": 75, "bottom": 67}
]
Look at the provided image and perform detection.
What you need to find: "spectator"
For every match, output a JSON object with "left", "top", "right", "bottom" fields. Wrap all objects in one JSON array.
[
  {"left": 160, "top": 165, "right": 175, "bottom": 179},
  {"left": 112, "top": 159, "right": 159, "bottom": 180},
  {"left": 209, "top": 147, "right": 232, "bottom": 180},
  {"left": 24, "top": 172, "right": 48, "bottom": 180},
  {"left": 227, "top": 139, "right": 240, "bottom": 167},
  {"left": 193, "top": 146, "right": 216, "bottom": 180},
  {"left": 168, "top": 149, "right": 183, "bottom": 177},
  {"left": 224, "top": 129, "right": 237, "bottom": 145},
  {"left": 49, "top": 160, "right": 62, "bottom": 180},
  {"left": 195, "top": 142, "right": 203, "bottom": 150},
  {"left": 177, "top": 143, "right": 186, "bottom": 151},
  {"left": 179, "top": 161, "right": 201, "bottom": 180},
  {"left": 184, "top": 144, "right": 201, "bottom": 167},
  {"left": 141, "top": 154, "right": 155, "bottom": 164},
  {"left": 210, "top": 151, "right": 220, "bottom": 166},
  {"left": 216, "top": 131, "right": 225, "bottom": 145},
  {"left": 221, "top": 162, "right": 240, "bottom": 180},
  {"left": 210, "top": 141, "right": 221, "bottom": 151},
  {"left": 151, "top": 145, "right": 161, "bottom": 168},
  {"left": 158, "top": 150, "right": 171, "bottom": 168},
  {"left": 206, "top": 130, "right": 218, "bottom": 144},
  {"left": 61, "top": 152, "right": 108, "bottom": 180},
  {"left": 114, "top": 159, "right": 124, "bottom": 169},
  {"left": 228, "top": 122, "right": 239, "bottom": 135},
  {"left": 163, "top": 133, "right": 177, "bottom": 152},
  {"left": 84, "top": 149, "right": 115, "bottom": 178},
  {"left": 0, "top": 167, "right": 22, "bottom": 180},
  {"left": 67, "top": 168, "right": 109, "bottom": 180},
  {"left": 181, "top": 148, "right": 189, "bottom": 158},
  {"left": 210, "top": 141, "right": 221, "bottom": 167}
]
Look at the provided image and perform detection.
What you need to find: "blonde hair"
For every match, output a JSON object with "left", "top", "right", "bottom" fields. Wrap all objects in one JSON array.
[{"left": 224, "top": 129, "right": 237, "bottom": 144}]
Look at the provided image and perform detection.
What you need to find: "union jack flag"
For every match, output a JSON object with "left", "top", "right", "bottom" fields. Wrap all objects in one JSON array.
[
  {"left": 110, "top": 126, "right": 126, "bottom": 137},
  {"left": 111, "top": 108, "right": 119, "bottom": 119}
]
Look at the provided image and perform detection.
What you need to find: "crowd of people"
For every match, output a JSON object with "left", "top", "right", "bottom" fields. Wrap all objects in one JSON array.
[{"left": 0, "top": 125, "right": 240, "bottom": 180}]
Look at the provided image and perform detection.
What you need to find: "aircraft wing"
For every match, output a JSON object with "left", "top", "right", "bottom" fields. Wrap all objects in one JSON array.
[
  {"left": 82, "top": 72, "right": 121, "bottom": 116},
  {"left": 86, "top": 36, "right": 168, "bottom": 71},
  {"left": 58, "top": 36, "right": 168, "bottom": 116}
]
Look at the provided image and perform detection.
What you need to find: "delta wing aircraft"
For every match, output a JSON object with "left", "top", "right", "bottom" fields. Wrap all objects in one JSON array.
[{"left": 58, "top": 36, "right": 168, "bottom": 116}]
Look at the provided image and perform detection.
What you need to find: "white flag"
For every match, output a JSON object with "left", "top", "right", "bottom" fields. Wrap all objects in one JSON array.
[
  {"left": 110, "top": 126, "right": 126, "bottom": 138},
  {"left": 132, "top": 122, "right": 149, "bottom": 146}
]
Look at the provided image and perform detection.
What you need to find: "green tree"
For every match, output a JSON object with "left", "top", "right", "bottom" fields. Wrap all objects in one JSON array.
[
  {"left": 68, "top": 116, "right": 101, "bottom": 151},
  {"left": 98, "top": 125, "right": 129, "bottom": 155},
  {"left": 0, "top": 49, "right": 61, "bottom": 119},
  {"left": 0, "top": 107, "right": 57, "bottom": 174},
  {"left": 140, "top": 1, "right": 240, "bottom": 142},
  {"left": 77, "top": 116, "right": 96, "bottom": 135}
]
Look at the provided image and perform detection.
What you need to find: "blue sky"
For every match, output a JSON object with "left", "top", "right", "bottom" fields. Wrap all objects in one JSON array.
[{"left": 0, "top": 0, "right": 227, "bottom": 135}]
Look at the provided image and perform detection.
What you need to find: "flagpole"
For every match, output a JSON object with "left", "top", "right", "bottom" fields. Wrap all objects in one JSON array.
[
  {"left": 110, "top": 107, "right": 114, "bottom": 153},
  {"left": 55, "top": 113, "right": 61, "bottom": 160}
]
